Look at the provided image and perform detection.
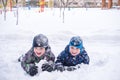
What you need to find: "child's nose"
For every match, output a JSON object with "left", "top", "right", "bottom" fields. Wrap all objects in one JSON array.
[
  {"left": 72, "top": 49, "right": 77, "bottom": 53},
  {"left": 37, "top": 50, "right": 42, "bottom": 53}
]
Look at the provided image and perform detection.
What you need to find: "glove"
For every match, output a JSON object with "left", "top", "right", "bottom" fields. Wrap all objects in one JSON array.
[
  {"left": 41, "top": 63, "right": 53, "bottom": 72},
  {"left": 66, "top": 66, "right": 76, "bottom": 71},
  {"left": 54, "top": 63, "right": 65, "bottom": 72},
  {"left": 29, "top": 66, "right": 38, "bottom": 76}
]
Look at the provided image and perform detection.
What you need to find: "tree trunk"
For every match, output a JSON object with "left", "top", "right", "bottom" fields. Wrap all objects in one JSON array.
[
  {"left": 16, "top": 0, "right": 18, "bottom": 25},
  {"left": 102, "top": 0, "right": 106, "bottom": 9},
  {"left": 4, "top": 7, "right": 6, "bottom": 20},
  {"left": 2, "top": 0, "right": 8, "bottom": 21},
  {"left": 118, "top": 0, "right": 120, "bottom": 6},
  {"left": 10, "top": 0, "right": 12, "bottom": 11},
  {"left": 108, "top": 0, "right": 112, "bottom": 9}
]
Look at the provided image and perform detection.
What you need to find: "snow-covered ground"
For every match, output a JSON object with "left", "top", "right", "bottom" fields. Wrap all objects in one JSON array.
[{"left": 0, "top": 8, "right": 120, "bottom": 80}]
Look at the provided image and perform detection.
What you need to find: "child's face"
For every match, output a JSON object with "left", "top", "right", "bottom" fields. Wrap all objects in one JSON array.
[
  {"left": 34, "top": 47, "right": 45, "bottom": 57},
  {"left": 69, "top": 46, "right": 80, "bottom": 56}
]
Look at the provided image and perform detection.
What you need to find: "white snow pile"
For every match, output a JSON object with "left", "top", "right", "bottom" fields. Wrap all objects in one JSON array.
[{"left": 0, "top": 8, "right": 120, "bottom": 80}]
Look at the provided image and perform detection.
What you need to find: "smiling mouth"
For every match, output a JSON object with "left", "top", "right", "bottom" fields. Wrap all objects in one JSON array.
[
  {"left": 72, "top": 53, "right": 76, "bottom": 54},
  {"left": 37, "top": 52, "right": 41, "bottom": 55}
]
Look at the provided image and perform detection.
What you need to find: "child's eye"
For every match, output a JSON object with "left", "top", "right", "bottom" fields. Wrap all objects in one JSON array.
[
  {"left": 35, "top": 47, "right": 44, "bottom": 50},
  {"left": 70, "top": 46, "right": 74, "bottom": 49},
  {"left": 40, "top": 47, "right": 44, "bottom": 50},
  {"left": 76, "top": 48, "right": 80, "bottom": 51}
]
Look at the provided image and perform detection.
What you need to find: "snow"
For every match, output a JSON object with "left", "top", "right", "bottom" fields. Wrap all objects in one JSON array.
[{"left": 0, "top": 8, "right": 120, "bottom": 80}]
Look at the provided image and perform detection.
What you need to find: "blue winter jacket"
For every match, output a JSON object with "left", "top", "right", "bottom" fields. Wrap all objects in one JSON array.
[{"left": 55, "top": 45, "right": 90, "bottom": 66}]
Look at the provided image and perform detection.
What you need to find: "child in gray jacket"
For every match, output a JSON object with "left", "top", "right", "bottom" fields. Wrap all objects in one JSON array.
[{"left": 19, "top": 34, "right": 55, "bottom": 76}]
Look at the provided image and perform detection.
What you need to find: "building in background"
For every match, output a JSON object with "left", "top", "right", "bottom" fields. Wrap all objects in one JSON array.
[{"left": 0, "top": 0, "right": 119, "bottom": 9}]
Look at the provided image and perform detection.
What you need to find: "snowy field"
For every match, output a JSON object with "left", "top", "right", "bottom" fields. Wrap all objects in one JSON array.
[{"left": 0, "top": 8, "right": 120, "bottom": 80}]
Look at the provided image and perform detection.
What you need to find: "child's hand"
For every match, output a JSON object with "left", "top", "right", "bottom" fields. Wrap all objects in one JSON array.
[
  {"left": 41, "top": 63, "right": 53, "bottom": 72},
  {"left": 66, "top": 66, "right": 76, "bottom": 71},
  {"left": 29, "top": 66, "right": 38, "bottom": 76},
  {"left": 54, "top": 63, "right": 65, "bottom": 72}
]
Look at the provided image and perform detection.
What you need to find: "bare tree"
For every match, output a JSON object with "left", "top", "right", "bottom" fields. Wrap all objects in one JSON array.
[
  {"left": 16, "top": 0, "right": 18, "bottom": 25},
  {"left": 2, "top": 0, "right": 8, "bottom": 21},
  {"left": 59, "top": 0, "right": 69, "bottom": 23},
  {"left": 118, "top": 0, "right": 120, "bottom": 6},
  {"left": 108, "top": 0, "right": 112, "bottom": 9}
]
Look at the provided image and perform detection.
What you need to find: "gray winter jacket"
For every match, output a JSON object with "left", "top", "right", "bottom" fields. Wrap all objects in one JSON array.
[{"left": 21, "top": 46, "right": 55, "bottom": 73}]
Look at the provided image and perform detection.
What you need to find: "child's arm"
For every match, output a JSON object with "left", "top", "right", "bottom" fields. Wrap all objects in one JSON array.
[
  {"left": 44, "top": 46, "right": 55, "bottom": 63},
  {"left": 21, "top": 54, "right": 35, "bottom": 73},
  {"left": 44, "top": 51, "right": 55, "bottom": 63},
  {"left": 55, "top": 51, "right": 65, "bottom": 65},
  {"left": 82, "top": 50, "right": 90, "bottom": 64},
  {"left": 54, "top": 51, "right": 66, "bottom": 71},
  {"left": 41, "top": 50, "right": 55, "bottom": 72},
  {"left": 21, "top": 54, "right": 38, "bottom": 76}
]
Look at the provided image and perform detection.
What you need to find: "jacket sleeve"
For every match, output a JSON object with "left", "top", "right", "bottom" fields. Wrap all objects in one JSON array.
[
  {"left": 21, "top": 51, "right": 35, "bottom": 73},
  {"left": 44, "top": 46, "right": 55, "bottom": 64},
  {"left": 55, "top": 51, "right": 65, "bottom": 65},
  {"left": 45, "top": 51, "right": 55, "bottom": 63},
  {"left": 81, "top": 50, "right": 90, "bottom": 64}
]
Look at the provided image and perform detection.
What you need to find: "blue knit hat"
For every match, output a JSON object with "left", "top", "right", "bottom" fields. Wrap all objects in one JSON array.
[{"left": 69, "top": 36, "right": 83, "bottom": 50}]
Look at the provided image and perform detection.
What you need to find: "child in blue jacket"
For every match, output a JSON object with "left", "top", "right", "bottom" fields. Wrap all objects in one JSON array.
[{"left": 55, "top": 36, "right": 90, "bottom": 71}]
